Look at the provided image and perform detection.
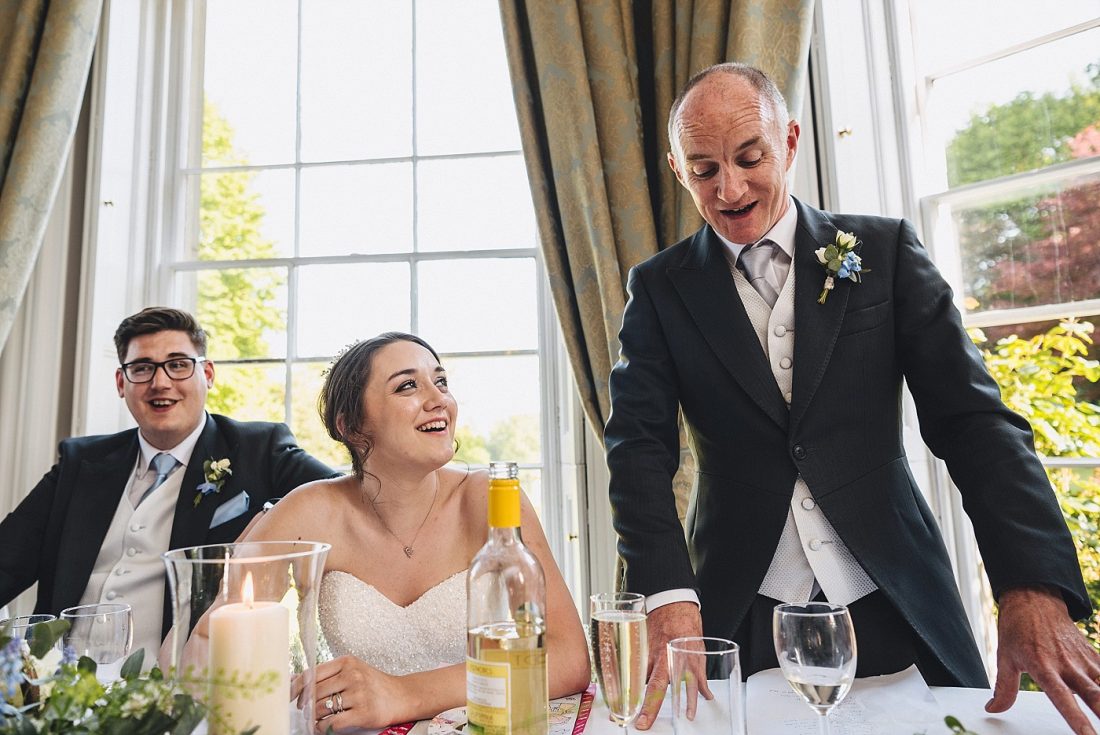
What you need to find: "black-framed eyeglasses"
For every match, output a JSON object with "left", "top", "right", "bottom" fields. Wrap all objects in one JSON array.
[{"left": 120, "top": 357, "right": 208, "bottom": 383}]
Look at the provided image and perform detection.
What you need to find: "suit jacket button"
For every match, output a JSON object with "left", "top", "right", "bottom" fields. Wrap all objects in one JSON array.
[
  {"left": 105, "top": 590, "right": 118, "bottom": 600},
  {"left": 801, "top": 497, "right": 816, "bottom": 510},
  {"left": 779, "top": 357, "right": 792, "bottom": 369},
  {"left": 774, "top": 325, "right": 788, "bottom": 337},
  {"left": 793, "top": 444, "right": 807, "bottom": 460}
]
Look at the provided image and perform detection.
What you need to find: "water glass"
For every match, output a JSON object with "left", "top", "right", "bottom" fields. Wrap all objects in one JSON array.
[
  {"left": 773, "top": 602, "right": 857, "bottom": 735},
  {"left": 667, "top": 637, "right": 745, "bottom": 735},
  {"left": 60, "top": 602, "right": 133, "bottom": 680},
  {"left": 1, "top": 614, "right": 57, "bottom": 644},
  {"left": 590, "top": 592, "right": 648, "bottom": 732}
]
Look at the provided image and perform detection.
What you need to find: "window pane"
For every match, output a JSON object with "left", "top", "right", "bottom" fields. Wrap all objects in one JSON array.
[
  {"left": 446, "top": 354, "right": 541, "bottom": 464},
  {"left": 911, "top": 0, "right": 1100, "bottom": 74},
  {"left": 418, "top": 259, "right": 537, "bottom": 352},
  {"left": 206, "top": 363, "right": 286, "bottom": 423},
  {"left": 291, "top": 361, "right": 351, "bottom": 470},
  {"left": 974, "top": 315, "right": 1100, "bottom": 405},
  {"left": 417, "top": 156, "right": 536, "bottom": 251},
  {"left": 519, "top": 469, "right": 542, "bottom": 521},
  {"left": 181, "top": 267, "right": 288, "bottom": 359},
  {"left": 951, "top": 171, "right": 1100, "bottom": 312},
  {"left": 296, "top": 263, "right": 411, "bottom": 357},
  {"left": 300, "top": 1, "right": 413, "bottom": 161},
  {"left": 299, "top": 163, "right": 414, "bottom": 256},
  {"left": 192, "top": 169, "right": 295, "bottom": 260},
  {"left": 416, "top": 0, "right": 521, "bottom": 155},
  {"left": 203, "top": 0, "right": 296, "bottom": 165},
  {"left": 930, "top": 29, "right": 1100, "bottom": 187}
]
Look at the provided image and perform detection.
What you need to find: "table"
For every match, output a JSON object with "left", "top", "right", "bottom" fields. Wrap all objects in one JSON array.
[{"left": 583, "top": 682, "right": 1099, "bottom": 734}]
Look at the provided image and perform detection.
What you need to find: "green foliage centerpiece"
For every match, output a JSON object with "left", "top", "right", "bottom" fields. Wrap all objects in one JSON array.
[{"left": 0, "top": 619, "right": 205, "bottom": 735}]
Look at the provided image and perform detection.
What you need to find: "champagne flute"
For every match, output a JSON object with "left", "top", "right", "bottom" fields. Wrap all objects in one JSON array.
[
  {"left": 772, "top": 602, "right": 856, "bottom": 735},
  {"left": 590, "top": 592, "right": 648, "bottom": 732}
]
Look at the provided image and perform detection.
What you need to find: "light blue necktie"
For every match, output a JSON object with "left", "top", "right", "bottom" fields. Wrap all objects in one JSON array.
[
  {"left": 738, "top": 239, "right": 781, "bottom": 308},
  {"left": 138, "top": 452, "right": 180, "bottom": 506}
]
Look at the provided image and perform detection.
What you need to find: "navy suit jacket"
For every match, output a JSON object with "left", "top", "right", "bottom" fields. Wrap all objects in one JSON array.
[
  {"left": 0, "top": 413, "right": 338, "bottom": 638},
  {"left": 604, "top": 198, "right": 1088, "bottom": 687}
]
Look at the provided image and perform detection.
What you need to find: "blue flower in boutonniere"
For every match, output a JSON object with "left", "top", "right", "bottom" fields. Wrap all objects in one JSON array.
[
  {"left": 814, "top": 229, "right": 868, "bottom": 304},
  {"left": 193, "top": 457, "right": 232, "bottom": 508}
]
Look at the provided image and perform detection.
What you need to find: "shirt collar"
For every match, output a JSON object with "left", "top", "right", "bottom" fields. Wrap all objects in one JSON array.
[
  {"left": 137, "top": 412, "right": 207, "bottom": 475},
  {"left": 714, "top": 196, "right": 798, "bottom": 262}
]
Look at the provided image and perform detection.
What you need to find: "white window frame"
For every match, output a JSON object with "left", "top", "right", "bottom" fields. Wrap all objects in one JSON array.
[
  {"left": 813, "top": 0, "right": 1100, "bottom": 673},
  {"left": 78, "top": 0, "right": 585, "bottom": 594}
]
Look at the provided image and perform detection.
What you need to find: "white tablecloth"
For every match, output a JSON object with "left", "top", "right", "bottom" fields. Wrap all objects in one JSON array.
[{"left": 583, "top": 683, "right": 1097, "bottom": 734}]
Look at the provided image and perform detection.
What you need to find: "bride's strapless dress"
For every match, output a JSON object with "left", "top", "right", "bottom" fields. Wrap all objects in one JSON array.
[{"left": 318, "top": 569, "right": 467, "bottom": 676}]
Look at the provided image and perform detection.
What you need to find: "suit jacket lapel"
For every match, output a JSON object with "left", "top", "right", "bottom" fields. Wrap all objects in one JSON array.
[
  {"left": 168, "top": 414, "right": 232, "bottom": 552},
  {"left": 791, "top": 200, "right": 851, "bottom": 431},
  {"left": 53, "top": 436, "right": 138, "bottom": 612},
  {"left": 668, "top": 227, "right": 788, "bottom": 431}
]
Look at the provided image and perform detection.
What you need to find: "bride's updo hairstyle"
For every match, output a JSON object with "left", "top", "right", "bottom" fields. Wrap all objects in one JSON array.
[{"left": 320, "top": 332, "right": 442, "bottom": 478}]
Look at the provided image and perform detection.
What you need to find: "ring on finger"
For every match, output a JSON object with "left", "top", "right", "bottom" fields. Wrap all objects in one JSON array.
[
  {"left": 334, "top": 691, "right": 345, "bottom": 714},
  {"left": 324, "top": 696, "right": 335, "bottom": 715}
]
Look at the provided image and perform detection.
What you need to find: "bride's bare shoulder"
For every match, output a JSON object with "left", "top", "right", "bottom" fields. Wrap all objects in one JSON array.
[{"left": 261, "top": 475, "right": 359, "bottom": 524}]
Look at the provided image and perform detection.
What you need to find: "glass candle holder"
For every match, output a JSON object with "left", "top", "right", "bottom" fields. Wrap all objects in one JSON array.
[{"left": 163, "top": 541, "right": 330, "bottom": 735}]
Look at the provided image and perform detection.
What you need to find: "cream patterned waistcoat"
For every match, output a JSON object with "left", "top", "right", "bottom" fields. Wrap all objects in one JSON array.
[{"left": 727, "top": 257, "right": 878, "bottom": 605}]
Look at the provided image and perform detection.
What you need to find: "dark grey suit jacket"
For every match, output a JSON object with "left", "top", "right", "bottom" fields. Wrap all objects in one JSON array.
[
  {"left": 0, "top": 413, "right": 338, "bottom": 638},
  {"left": 604, "top": 198, "right": 1088, "bottom": 687}
]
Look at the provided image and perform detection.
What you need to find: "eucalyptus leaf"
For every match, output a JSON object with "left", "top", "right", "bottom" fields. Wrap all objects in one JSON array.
[
  {"left": 76, "top": 655, "right": 97, "bottom": 674},
  {"left": 28, "top": 618, "right": 69, "bottom": 658},
  {"left": 120, "top": 648, "right": 145, "bottom": 679}
]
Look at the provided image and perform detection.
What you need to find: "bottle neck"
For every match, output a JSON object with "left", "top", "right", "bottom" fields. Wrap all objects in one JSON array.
[{"left": 488, "top": 525, "right": 522, "bottom": 544}]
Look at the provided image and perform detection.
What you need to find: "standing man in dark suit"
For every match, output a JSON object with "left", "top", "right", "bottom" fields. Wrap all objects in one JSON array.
[
  {"left": 604, "top": 63, "right": 1100, "bottom": 733},
  {"left": 0, "top": 307, "right": 338, "bottom": 663}
]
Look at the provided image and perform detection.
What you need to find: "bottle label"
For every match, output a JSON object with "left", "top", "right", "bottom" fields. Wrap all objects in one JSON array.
[
  {"left": 467, "top": 657, "right": 510, "bottom": 734},
  {"left": 466, "top": 649, "right": 548, "bottom": 735}
]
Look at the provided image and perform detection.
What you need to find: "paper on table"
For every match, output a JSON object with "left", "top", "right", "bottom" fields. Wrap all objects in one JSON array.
[{"left": 747, "top": 665, "right": 945, "bottom": 735}]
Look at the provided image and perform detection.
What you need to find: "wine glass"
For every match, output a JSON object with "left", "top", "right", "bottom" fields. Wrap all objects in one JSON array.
[
  {"left": 772, "top": 602, "right": 857, "bottom": 735},
  {"left": 60, "top": 603, "right": 133, "bottom": 681},
  {"left": 590, "top": 592, "right": 648, "bottom": 732}
]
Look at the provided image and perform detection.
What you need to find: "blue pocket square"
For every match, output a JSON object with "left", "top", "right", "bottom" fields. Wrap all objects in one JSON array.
[{"left": 209, "top": 490, "right": 250, "bottom": 528}]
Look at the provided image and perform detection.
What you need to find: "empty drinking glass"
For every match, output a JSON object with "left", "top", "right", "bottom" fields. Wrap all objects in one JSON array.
[
  {"left": 667, "top": 637, "right": 745, "bottom": 735},
  {"left": 60, "top": 603, "right": 133, "bottom": 680},
  {"left": 1, "top": 614, "right": 57, "bottom": 645}
]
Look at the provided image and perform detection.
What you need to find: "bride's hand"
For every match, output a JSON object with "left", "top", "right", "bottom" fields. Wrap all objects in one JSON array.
[{"left": 294, "top": 655, "right": 408, "bottom": 731}]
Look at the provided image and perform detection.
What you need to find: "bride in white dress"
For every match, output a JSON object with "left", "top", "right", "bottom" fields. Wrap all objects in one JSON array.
[{"left": 243, "top": 333, "right": 590, "bottom": 730}]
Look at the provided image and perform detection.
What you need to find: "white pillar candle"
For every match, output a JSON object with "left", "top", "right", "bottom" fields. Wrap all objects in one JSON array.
[{"left": 208, "top": 574, "right": 290, "bottom": 735}]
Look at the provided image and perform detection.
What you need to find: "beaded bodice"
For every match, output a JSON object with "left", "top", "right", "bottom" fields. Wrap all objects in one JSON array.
[{"left": 318, "top": 569, "right": 467, "bottom": 676}]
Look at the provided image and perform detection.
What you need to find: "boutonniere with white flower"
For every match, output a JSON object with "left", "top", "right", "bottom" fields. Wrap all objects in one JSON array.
[
  {"left": 193, "top": 457, "right": 232, "bottom": 508},
  {"left": 814, "top": 230, "right": 868, "bottom": 304}
]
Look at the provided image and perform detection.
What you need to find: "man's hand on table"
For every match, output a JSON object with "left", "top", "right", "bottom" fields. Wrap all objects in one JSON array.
[
  {"left": 635, "top": 601, "right": 706, "bottom": 730},
  {"left": 986, "top": 585, "right": 1100, "bottom": 735}
]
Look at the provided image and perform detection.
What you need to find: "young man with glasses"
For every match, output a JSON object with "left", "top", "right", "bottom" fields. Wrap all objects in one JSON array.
[{"left": 0, "top": 307, "right": 338, "bottom": 663}]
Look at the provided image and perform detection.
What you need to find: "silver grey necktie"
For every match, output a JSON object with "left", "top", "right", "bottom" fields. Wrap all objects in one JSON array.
[
  {"left": 738, "top": 239, "right": 781, "bottom": 308},
  {"left": 138, "top": 452, "right": 179, "bottom": 506}
]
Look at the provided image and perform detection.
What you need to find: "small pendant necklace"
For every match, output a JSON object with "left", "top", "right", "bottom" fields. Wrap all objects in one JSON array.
[{"left": 369, "top": 481, "right": 439, "bottom": 558}]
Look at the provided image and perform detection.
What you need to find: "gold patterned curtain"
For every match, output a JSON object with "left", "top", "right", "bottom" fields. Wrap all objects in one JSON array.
[
  {"left": 499, "top": 0, "right": 814, "bottom": 439},
  {"left": 0, "top": 0, "right": 102, "bottom": 354}
]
